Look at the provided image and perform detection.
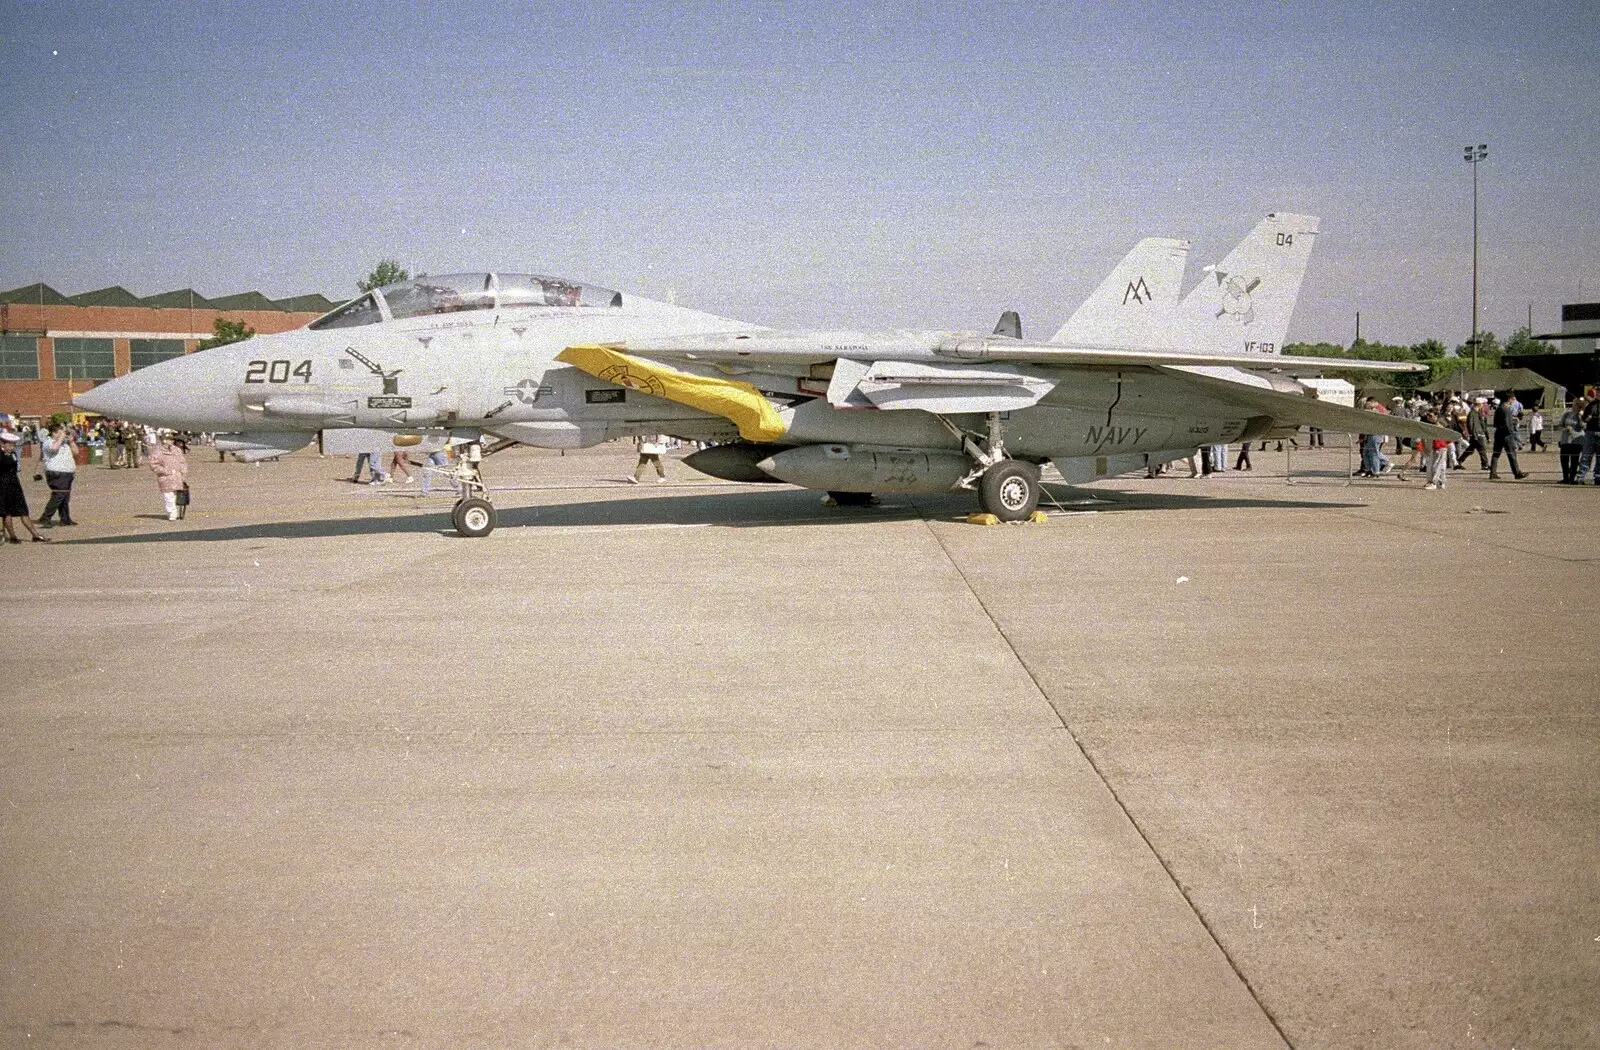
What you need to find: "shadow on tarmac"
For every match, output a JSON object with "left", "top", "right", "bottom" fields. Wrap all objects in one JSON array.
[
  {"left": 1040, "top": 485, "right": 1366, "bottom": 514},
  {"left": 64, "top": 485, "right": 1365, "bottom": 545}
]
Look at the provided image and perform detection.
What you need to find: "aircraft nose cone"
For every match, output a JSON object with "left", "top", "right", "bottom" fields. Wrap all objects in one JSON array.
[
  {"left": 72, "top": 366, "right": 188, "bottom": 423},
  {"left": 72, "top": 382, "right": 123, "bottom": 416}
]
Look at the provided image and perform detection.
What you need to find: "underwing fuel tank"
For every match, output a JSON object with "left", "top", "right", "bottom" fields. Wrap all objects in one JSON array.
[
  {"left": 756, "top": 443, "right": 970, "bottom": 493},
  {"left": 681, "top": 442, "right": 789, "bottom": 483}
]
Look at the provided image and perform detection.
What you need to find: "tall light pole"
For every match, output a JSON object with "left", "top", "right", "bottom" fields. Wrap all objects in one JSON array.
[{"left": 1463, "top": 142, "right": 1488, "bottom": 372}]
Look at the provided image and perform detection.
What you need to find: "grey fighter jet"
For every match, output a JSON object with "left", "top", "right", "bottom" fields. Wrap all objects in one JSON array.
[{"left": 75, "top": 213, "right": 1452, "bottom": 536}]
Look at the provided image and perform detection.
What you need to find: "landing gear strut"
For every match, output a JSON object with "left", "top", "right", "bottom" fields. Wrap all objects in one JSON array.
[
  {"left": 445, "top": 438, "right": 516, "bottom": 537},
  {"left": 941, "top": 412, "right": 1044, "bottom": 522}
]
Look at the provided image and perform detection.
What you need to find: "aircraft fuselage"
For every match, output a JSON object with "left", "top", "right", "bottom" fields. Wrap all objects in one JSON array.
[{"left": 80, "top": 292, "right": 1257, "bottom": 465}]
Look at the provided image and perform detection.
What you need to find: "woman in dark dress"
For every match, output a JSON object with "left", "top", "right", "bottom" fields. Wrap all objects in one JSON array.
[{"left": 1, "top": 430, "right": 48, "bottom": 543}]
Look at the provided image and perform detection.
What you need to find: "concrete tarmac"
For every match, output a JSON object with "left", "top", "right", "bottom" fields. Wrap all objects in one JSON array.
[{"left": 1, "top": 443, "right": 1595, "bottom": 1048}]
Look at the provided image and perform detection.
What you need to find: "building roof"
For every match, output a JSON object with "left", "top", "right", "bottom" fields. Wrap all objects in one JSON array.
[
  {"left": 271, "top": 293, "right": 339, "bottom": 313},
  {"left": 0, "top": 282, "right": 335, "bottom": 313},
  {"left": 68, "top": 286, "right": 145, "bottom": 308},
  {"left": 204, "top": 291, "right": 280, "bottom": 312},
  {"left": 140, "top": 288, "right": 215, "bottom": 309},
  {"left": 0, "top": 282, "right": 71, "bottom": 306}
]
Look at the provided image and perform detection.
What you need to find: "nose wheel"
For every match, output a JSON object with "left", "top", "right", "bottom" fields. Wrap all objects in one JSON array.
[
  {"left": 440, "top": 438, "right": 515, "bottom": 537},
  {"left": 452, "top": 496, "right": 497, "bottom": 537}
]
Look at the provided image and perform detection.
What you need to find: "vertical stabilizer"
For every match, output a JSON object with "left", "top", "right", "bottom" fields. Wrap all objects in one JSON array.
[
  {"left": 1173, "top": 212, "right": 1319, "bottom": 354},
  {"left": 1051, "top": 237, "right": 1189, "bottom": 345}
]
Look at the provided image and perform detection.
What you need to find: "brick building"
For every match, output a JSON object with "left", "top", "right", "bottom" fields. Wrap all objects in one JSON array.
[{"left": 0, "top": 282, "right": 339, "bottom": 422}]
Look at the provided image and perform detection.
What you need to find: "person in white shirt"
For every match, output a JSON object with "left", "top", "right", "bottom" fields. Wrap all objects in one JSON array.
[
  {"left": 631, "top": 435, "right": 668, "bottom": 484},
  {"left": 37, "top": 423, "right": 78, "bottom": 527}
]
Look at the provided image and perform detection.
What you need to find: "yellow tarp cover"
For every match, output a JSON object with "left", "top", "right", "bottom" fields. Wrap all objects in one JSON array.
[{"left": 555, "top": 344, "right": 788, "bottom": 442}]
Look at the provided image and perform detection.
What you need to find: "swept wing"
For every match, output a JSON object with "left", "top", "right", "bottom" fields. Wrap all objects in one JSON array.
[{"left": 621, "top": 331, "right": 1427, "bottom": 374}]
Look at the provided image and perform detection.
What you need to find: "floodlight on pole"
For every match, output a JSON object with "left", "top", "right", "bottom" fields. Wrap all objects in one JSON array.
[{"left": 1463, "top": 142, "right": 1488, "bottom": 372}]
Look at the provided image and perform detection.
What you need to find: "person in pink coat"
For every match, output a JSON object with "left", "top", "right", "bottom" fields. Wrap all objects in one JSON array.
[{"left": 148, "top": 431, "right": 190, "bottom": 521}]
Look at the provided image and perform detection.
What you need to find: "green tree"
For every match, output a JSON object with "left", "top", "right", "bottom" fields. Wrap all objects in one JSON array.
[
  {"left": 1455, "top": 330, "right": 1502, "bottom": 370},
  {"left": 1287, "top": 339, "right": 1436, "bottom": 390},
  {"left": 1502, "top": 325, "right": 1553, "bottom": 357},
  {"left": 1400, "top": 341, "right": 1454, "bottom": 387},
  {"left": 359, "top": 259, "right": 409, "bottom": 293},
  {"left": 198, "top": 317, "right": 255, "bottom": 350},
  {"left": 1352, "top": 339, "right": 1420, "bottom": 362}
]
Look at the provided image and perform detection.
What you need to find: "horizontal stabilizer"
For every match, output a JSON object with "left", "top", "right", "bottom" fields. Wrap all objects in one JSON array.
[
  {"left": 974, "top": 342, "right": 1427, "bottom": 374},
  {"left": 1161, "top": 366, "right": 1459, "bottom": 440}
]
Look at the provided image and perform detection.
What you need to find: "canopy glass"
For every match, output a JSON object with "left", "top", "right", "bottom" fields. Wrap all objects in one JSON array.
[{"left": 309, "top": 273, "right": 622, "bottom": 330}]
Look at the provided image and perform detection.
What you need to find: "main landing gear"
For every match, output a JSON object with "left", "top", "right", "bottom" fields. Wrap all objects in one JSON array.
[
  {"left": 445, "top": 438, "right": 516, "bottom": 537},
  {"left": 977, "top": 459, "right": 1041, "bottom": 521},
  {"left": 941, "top": 412, "right": 1044, "bottom": 523}
]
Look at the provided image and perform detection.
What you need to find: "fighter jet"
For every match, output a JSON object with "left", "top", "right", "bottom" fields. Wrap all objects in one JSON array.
[{"left": 75, "top": 213, "right": 1451, "bottom": 536}]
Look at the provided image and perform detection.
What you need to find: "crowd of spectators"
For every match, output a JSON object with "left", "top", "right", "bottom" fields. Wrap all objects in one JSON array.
[
  {"left": 1356, "top": 390, "right": 1600, "bottom": 486},
  {"left": 1142, "top": 388, "right": 1600, "bottom": 487},
  {"left": 0, "top": 414, "right": 204, "bottom": 534}
]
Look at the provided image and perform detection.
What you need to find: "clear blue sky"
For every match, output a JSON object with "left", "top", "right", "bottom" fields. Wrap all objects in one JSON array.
[{"left": 2, "top": 0, "right": 1596, "bottom": 346}]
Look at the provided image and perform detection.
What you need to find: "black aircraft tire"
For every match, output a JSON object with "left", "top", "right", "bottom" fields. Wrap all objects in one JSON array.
[
  {"left": 827, "top": 490, "right": 878, "bottom": 507},
  {"left": 979, "top": 460, "right": 1041, "bottom": 522},
  {"left": 452, "top": 497, "right": 497, "bottom": 538}
]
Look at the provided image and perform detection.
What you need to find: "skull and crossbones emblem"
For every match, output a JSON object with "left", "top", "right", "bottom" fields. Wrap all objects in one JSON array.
[{"left": 1209, "top": 268, "right": 1262, "bottom": 325}]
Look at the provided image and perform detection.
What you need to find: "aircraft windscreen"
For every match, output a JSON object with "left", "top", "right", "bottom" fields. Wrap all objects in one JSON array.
[
  {"left": 309, "top": 293, "right": 382, "bottom": 330},
  {"left": 498, "top": 274, "right": 622, "bottom": 309},
  {"left": 307, "top": 272, "right": 623, "bottom": 330},
  {"left": 381, "top": 274, "right": 497, "bottom": 321}
]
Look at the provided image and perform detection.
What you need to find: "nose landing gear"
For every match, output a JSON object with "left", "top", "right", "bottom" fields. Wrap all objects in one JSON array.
[
  {"left": 441, "top": 438, "right": 516, "bottom": 537},
  {"left": 451, "top": 496, "right": 497, "bottom": 537}
]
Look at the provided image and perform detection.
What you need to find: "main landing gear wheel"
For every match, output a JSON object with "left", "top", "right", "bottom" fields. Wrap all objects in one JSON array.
[
  {"left": 452, "top": 497, "right": 497, "bottom": 538},
  {"left": 978, "top": 460, "right": 1041, "bottom": 522},
  {"left": 826, "top": 490, "right": 879, "bottom": 507}
]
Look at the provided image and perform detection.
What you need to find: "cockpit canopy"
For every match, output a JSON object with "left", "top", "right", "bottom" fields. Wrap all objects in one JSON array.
[{"left": 309, "top": 272, "right": 623, "bottom": 330}]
